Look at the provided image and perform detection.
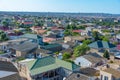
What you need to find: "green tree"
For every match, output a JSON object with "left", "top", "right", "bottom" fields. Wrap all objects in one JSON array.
[
  {"left": 0, "top": 31, "right": 9, "bottom": 42},
  {"left": 83, "top": 39, "right": 92, "bottom": 45},
  {"left": 92, "top": 31, "right": 100, "bottom": 41},
  {"left": 103, "top": 50, "right": 110, "bottom": 59},
  {"left": 102, "top": 37, "right": 109, "bottom": 41},
  {"left": 54, "top": 52, "right": 59, "bottom": 56},
  {"left": 74, "top": 44, "right": 90, "bottom": 57},
  {"left": 64, "top": 30, "right": 71, "bottom": 36},
  {"left": 2, "top": 21, "right": 9, "bottom": 27},
  {"left": 62, "top": 52, "right": 71, "bottom": 60}
]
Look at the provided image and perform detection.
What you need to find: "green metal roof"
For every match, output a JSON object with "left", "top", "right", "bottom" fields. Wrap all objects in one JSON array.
[
  {"left": 26, "top": 56, "right": 79, "bottom": 76},
  {"left": 88, "top": 41, "right": 116, "bottom": 49},
  {"left": 43, "top": 43, "right": 61, "bottom": 49}
]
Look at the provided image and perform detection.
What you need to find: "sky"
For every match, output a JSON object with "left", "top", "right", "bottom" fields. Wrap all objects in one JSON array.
[{"left": 0, "top": 0, "right": 120, "bottom": 14}]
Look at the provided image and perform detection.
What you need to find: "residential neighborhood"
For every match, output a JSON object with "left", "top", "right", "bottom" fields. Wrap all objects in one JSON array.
[{"left": 0, "top": 0, "right": 120, "bottom": 80}]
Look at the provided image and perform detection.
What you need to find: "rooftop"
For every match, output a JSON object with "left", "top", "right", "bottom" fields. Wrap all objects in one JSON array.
[
  {"left": 103, "top": 68, "right": 120, "bottom": 78},
  {"left": 10, "top": 41, "right": 38, "bottom": 52},
  {"left": 83, "top": 53, "right": 104, "bottom": 64},
  {"left": 22, "top": 56, "right": 80, "bottom": 76},
  {"left": 0, "top": 70, "right": 17, "bottom": 78},
  {"left": 88, "top": 41, "right": 116, "bottom": 49},
  {"left": 20, "top": 33, "right": 42, "bottom": 39},
  {"left": 66, "top": 72, "right": 90, "bottom": 80}
]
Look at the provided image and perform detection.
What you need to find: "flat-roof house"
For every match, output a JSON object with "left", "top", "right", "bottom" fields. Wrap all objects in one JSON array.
[
  {"left": 10, "top": 41, "right": 38, "bottom": 57},
  {"left": 100, "top": 68, "right": 120, "bottom": 80}
]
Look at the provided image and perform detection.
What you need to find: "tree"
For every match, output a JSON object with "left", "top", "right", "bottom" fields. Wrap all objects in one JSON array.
[
  {"left": 2, "top": 21, "right": 9, "bottom": 27},
  {"left": 64, "top": 30, "right": 71, "bottom": 36},
  {"left": 83, "top": 39, "right": 92, "bottom": 45},
  {"left": 54, "top": 52, "right": 59, "bottom": 56},
  {"left": 103, "top": 50, "right": 110, "bottom": 59},
  {"left": 92, "top": 31, "right": 100, "bottom": 41},
  {"left": 102, "top": 37, "right": 109, "bottom": 41},
  {"left": 0, "top": 31, "right": 9, "bottom": 42},
  {"left": 73, "top": 44, "right": 90, "bottom": 57},
  {"left": 62, "top": 52, "right": 71, "bottom": 60}
]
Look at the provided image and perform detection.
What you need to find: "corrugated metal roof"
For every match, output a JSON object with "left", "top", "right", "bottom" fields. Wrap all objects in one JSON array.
[{"left": 26, "top": 56, "right": 80, "bottom": 76}]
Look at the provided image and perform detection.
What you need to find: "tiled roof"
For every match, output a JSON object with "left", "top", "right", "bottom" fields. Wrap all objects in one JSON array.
[
  {"left": 88, "top": 41, "right": 116, "bottom": 49},
  {"left": 26, "top": 56, "right": 80, "bottom": 76}
]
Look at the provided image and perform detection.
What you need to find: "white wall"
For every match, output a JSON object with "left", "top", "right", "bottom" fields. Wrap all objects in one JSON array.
[{"left": 74, "top": 57, "right": 92, "bottom": 67}]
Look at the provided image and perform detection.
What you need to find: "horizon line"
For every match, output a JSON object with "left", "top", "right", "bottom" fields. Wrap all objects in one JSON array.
[{"left": 0, "top": 11, "right": 120, "bottom": 15}]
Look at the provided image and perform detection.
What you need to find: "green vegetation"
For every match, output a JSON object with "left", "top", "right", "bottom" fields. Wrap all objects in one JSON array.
[
  {"left": 54, "top": 52, "right": 59, "bottom": 56},
  {"left": 16, "top": 57, "right": 25, "bottom": 62},
  {"left": 73, "top": 44, "right": 90, "bottom": 57},
  {"left": 0, "top": 31, "right": 9, "bottom": 42},
  {"left": 102, "top": 30, "right": 111, "bottom": 33},
  {"left": 92, "top": 31, "right": 100, "bottom": 41},
  {"left": 103, "top": 50, "right": 110, "bottom": 59},
  {"left": 62, "top": 52, "right": 71, "bottom": 60},
  {"left": 110, "top": 60, "right": 114, "bottom": 63},
  {"left": 92, "top": 31, "right": 109, "bottom": 41},
  {"left": 64, "top": 24, "right": 85, "bottom": 36},
  {"left": 0, "top": 51, "right": 4, "bottom": 54},
  {"left": 83, "top": 39, "right": 92, "bottom": 45}
]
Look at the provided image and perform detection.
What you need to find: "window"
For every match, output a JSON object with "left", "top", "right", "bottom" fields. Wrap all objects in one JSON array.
[
  {"left": 101, "top": 75, "right": 103, "bottom": 80},
  {"left": 104, "top": 76, "right": 108, "bottom": 80},
  {"left": 78, "top": 62, "right": 81, "bottom": 66}
]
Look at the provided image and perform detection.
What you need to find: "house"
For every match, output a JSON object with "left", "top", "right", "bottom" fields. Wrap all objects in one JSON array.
[
  {"left": 100, "top": 68, "right": 120, "bottom": 80},
  {"left": 66, "top": 68, "right": 100, "bottom": 80},
  {"left": 9, "top": 41, "right": 38, "bottom": 57},
  {"left": 116, "top": 34, "right": 120, "bottom": 42},
  {"left": 88, "top": 41, "right": 116, "bottom": 52},
  {"left": 61, "top": 41, "right": 77, "bottom": 49},
  {"left": 7, "top": 32, "right": 23, "bottom": 40},
  {"left": 41, "top": 43, "right": 62, "bottom": 52},
  {"left": 30, "top": 26, "right": 47, "bottom": 34},
  {"left": 80, "top": 68, "right": 100, "bottom": 77},
  {"left": 43, "top": 37, "right": 56, "bottom": 43},
  {"left": 74, "top": 53, "right": 106, "bottom": 68},
  {"left": 64, "top": 36, "right": 85, "bottom": 43},
  {"left": 18, "top": 56, "right": 80, "bottom": 80},
  {"left": 35, "top": 48, "right": 52, "bottom": 58},
  {"left": 65, "top": 72, "right": 90, "bottom": 80},
  {"left": 20, "top": 34, "right": 44, "bottom": 45},
  {"left": 23, "top": 20, "right": 33, "bottom": 27}
]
